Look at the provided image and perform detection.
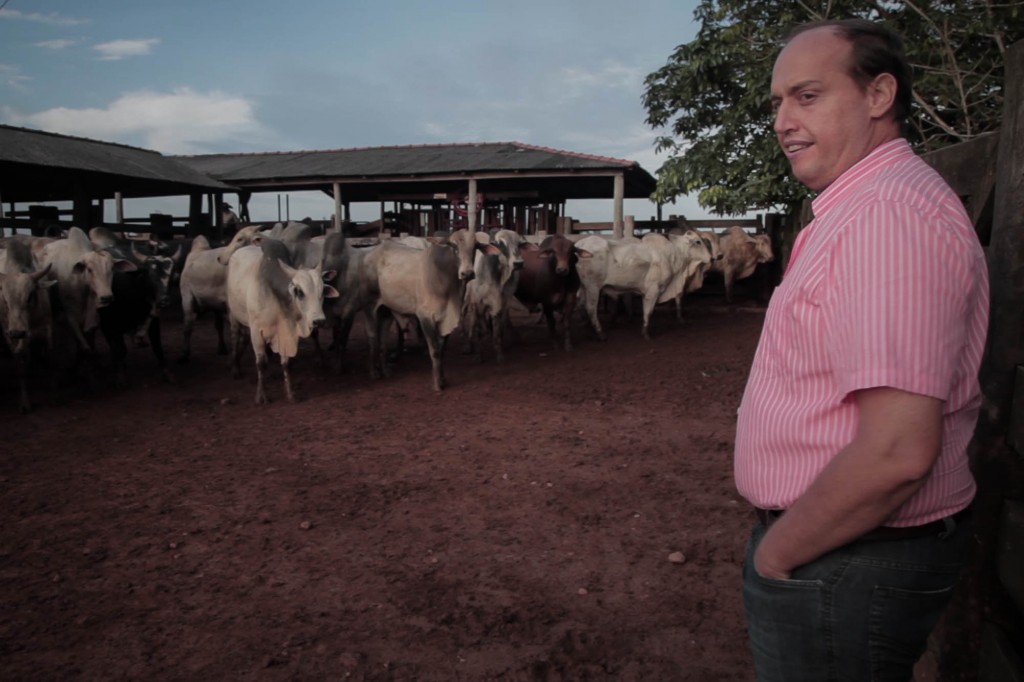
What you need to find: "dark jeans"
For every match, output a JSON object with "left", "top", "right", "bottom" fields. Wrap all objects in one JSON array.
[{"left": 742, "top": 514, "right": 974, "bottom": 681}]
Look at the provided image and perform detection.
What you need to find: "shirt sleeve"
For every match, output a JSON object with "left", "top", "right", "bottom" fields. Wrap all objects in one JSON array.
[{"left": 827, "top": 201, "right": 975, "bottom": 401}]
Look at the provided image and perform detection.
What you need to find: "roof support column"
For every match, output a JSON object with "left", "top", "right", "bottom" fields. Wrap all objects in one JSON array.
[
  {"left": 115, "top": 192, "right": 124, "bottom": 225},
  {"left": 613, "top": 172, "right": 625, "bottom": 238},
  {"left": 333, "top": 182, "right": 343, "bottom": 233},
  {"left": 467, "top": 178, "right": 478, "bottom": 234}
]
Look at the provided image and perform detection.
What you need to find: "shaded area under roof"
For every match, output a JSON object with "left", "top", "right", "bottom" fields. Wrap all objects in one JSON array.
[
  {"left": 0, "top": 124, "right": 235, "bottom": 203},
  {"left": 174, "top": 142, "right": 658, "bottom": 203}
]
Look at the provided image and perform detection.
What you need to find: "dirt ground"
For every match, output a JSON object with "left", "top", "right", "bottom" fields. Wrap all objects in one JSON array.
[{"left": 0, "top": 285, "right": 770, "bottom": 680}]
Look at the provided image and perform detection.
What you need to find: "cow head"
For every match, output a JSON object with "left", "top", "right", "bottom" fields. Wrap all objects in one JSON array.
[
  {"left": 72, "top": 249, "right": 137, "bottom": 307},
  {"left": 0, "top": 266, "right": 55, "bottom": 353},
  {"left": 671, "top": 231, "right": 713, "bottom": 293},
  {"left": 266, "top": 259, "right": 339, "bottom": 341},
  {"left": 752, "top": 234, "right": 775, "bottom": 263},
  {"left": 530, "top": 235, "right": 592, "bottom": 276},
  {"left": 138, "top": 251, "right": 178, "bottom": 308},
  {"left": 434, "top": 229, "right": 478, "bottom": 282},
  {"left": 217, "top": 224, "right": 270, "bottom": 265},
  {"left": 491, "top": 229, "right": 525, "bottom": 273}
]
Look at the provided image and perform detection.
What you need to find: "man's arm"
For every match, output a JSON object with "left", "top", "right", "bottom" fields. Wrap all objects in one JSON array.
[{"left": 754, "top": 386, "right": 943, "bottom": 579}]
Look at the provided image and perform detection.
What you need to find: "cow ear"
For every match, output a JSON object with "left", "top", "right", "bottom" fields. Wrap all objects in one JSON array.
[
  {"left": 538, "top": 249, "right": 554, "bottom": 260},
  {"left": 478, "top": 243, "right": 501, "bottom": 255},
  {"left": 321, "top": 269, "right": 337, "bottom": 282},
  {"left": 520, "top": 242, "right": 540, "bottom": 252},
  {"left": 72, "top": 260, "right": 87, "bottom": 274},
  {"left": 115, "top": 259, "right": 138, "bottom": 272},
  {"left": 323, "top": 284, "right": 341, "bottom": 299},
  {"left": 575, "top": 248, "right": 593, "bottom": 259},
  {"left": 39, "top": 278, "right": 58, "bottom": 290}
]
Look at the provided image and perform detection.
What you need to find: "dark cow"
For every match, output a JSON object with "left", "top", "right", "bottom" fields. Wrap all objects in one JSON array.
[
  {"left": 317, "top": 231, "right": 381, "bottom": 372},
  {"left": 98, "top": 241, "right": 179, "bottom": 387},
  {"left": 513, "top": 234, "right": 592, "bottom": 351}
]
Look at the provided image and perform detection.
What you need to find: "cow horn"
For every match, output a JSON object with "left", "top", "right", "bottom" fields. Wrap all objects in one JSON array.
[{"left": 31, "top": 263, "right": 53, "bottom": 282}]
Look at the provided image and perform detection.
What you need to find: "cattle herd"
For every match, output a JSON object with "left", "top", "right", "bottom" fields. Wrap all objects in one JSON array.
[{"left": 0, "top": 221, "right": 773, "bottom": 412}]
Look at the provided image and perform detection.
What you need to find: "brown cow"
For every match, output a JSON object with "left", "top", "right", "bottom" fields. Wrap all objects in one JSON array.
[
  {"left": 704, "top": 227, "right": 775, "bottom": 302},
  {"left": 513, "top": 234, "right": 592, "bottom": 351}
]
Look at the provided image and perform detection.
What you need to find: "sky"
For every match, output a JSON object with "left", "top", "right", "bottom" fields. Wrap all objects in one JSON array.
[{"left": 0, "top": 0, "right": 725, "bottom": 226}]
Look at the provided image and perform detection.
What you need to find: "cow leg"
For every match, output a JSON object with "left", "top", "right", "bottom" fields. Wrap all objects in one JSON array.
[
  {"left": 229, "top": 318, "right": 245, "bottom": 378},
  {"left": 13, "top": 351, "right": 32, "bottom": 413},
  {"left": 541, "top": 302, "right": 559, "bottom": 349},
  {"left": 582, "top": 282, "right": 606, "bottom": 341},
  {"left": 250, "top": 329, "right": 269, "bottom": 404},
  {"left": 724, "top": 270, "right": 736, "bottom": 303},
  {"left": 179, "top": 297, "right": 196, "bottom": 363},
  {"left": 281, "top": 355, "right": 296, "bottom": 403},
  {"left": 214, "top": 311, "right": 228, "bottom": 354},
  {"left": 641, "top": 290, "right": 658, "bottom": 341},
  {"left": 560, "top": 295, "right": 577, "bottom": 352},
  {"left": 419, "top": 317, "right": 446, "bottom": 392},
  {"left": 147, "top": 316, "right": 176, "bottom": 384},
  {"left": 100, "top": 318, "right": 129, "bottom": 388},
  {"left": 334, "top": 315, "right": 355, "bottom": 373},
  {"left": 367, "top": 307, "right": 391, "bottom": 379},
  {"left": 490, "top": 313, "right": 504, "bottom": 363}
]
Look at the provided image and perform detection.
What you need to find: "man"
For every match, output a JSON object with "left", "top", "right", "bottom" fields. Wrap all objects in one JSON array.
[
  {"left": 221, "top": 202, "right": 240, "bottom": 232},
  {"left": 734, "top": 19, "right": 989, "bottom": 681}
]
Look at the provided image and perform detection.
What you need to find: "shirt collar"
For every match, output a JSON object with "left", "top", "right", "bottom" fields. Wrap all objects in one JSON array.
[{"left": 810, "top": 138, "right": 912, "bottom": 220}]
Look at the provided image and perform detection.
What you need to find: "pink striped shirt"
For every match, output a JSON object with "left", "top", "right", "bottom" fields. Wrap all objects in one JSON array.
[{"left": 734, "top": 138, "right": 989, "bottom": 526}]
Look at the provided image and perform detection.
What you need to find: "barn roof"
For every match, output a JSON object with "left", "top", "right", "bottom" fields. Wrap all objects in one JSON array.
[
  {"left": 0, "top": 124, "right": 235, "bottom": 203},
  {"left": 174, "top": 142, "right": 658, "bottom": 202}
]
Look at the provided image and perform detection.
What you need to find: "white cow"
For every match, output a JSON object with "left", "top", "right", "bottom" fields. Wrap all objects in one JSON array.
[
  {"left": 576, "top": 231, "right": 711, "bottom": 340},
  {"left": 226, "top": 239, "right": 338, "bottom": 404},
  {"left": 38, "top": 227, "right": 136, "bottom": 352},
  {"left": 363, "top": 229, "right": 481, "bottom": 392},
  {"left": 462, "top": 229, "right": 522, "bottom": 363},
  {"left": 179, "top": 224, "right": 265, "bottom": 361},
  {"left": 0, "top": 239, "right": 56, "bottom": 412}
]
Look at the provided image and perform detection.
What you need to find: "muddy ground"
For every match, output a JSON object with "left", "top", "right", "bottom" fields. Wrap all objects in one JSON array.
[{"left": 3, "top": 285, "right": 771, "bottom": 680}]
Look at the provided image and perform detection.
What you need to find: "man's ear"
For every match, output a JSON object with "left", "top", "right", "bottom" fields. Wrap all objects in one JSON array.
[{"left": 868, "top": 72, "right": 898, "bottom": 119}]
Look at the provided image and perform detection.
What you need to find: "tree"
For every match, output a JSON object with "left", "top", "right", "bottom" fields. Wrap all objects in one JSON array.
[{"left": 643, "top": 0, "right": 1024, "bottom": 216}]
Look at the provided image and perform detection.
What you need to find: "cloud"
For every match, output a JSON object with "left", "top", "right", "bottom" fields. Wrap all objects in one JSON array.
[
  {"left": 35, "top": 39, "right": 76, "bottom": 49},
  {"left": 3, "top": 87, "right": 264, "bottom": 154},
  {"left": 560, "top": 62, "right": 645, "bottom": 93},
  {"left": 0, "top": 63, "right": 30, "bottom": 89},
  {"left": 93, "top": 38, "right": 160, "bottom": 61},
  {"left": 0, "top": 9, "right": 88, "bottom": 26}
]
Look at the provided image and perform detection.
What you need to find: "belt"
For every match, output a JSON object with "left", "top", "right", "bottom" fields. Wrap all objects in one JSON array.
[{"left": 754, "top": 506, "right": 971, "bottom": 542}]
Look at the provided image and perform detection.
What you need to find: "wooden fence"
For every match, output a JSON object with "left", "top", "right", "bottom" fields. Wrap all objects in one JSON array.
[{"left": 921, "top": 39, "right": 1024, "bottom": 682}]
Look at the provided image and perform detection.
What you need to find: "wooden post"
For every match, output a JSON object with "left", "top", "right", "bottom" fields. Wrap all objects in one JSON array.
[
  {"left": 114, "top": 192, "right": 124, "bottom": 225},
  {"left": 613, "top": 173, "right": 625, "bottom": 238},
  {"left": 468, "top": 178, "right": 478, "bottom": 234},
  {"left": 333, "top": 182, "right": 343, "bottom": 233},
  {"left": 624, "top": 215, "right": 635, "bottom": 237}
]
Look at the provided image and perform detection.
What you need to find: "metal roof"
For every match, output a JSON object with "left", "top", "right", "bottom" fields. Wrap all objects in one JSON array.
[
  {"left": 0, "top": 124, "right": 235, "bottom": 203},
  {"left": 174, "top": 142, "right": 658, "bottom": 202}
]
